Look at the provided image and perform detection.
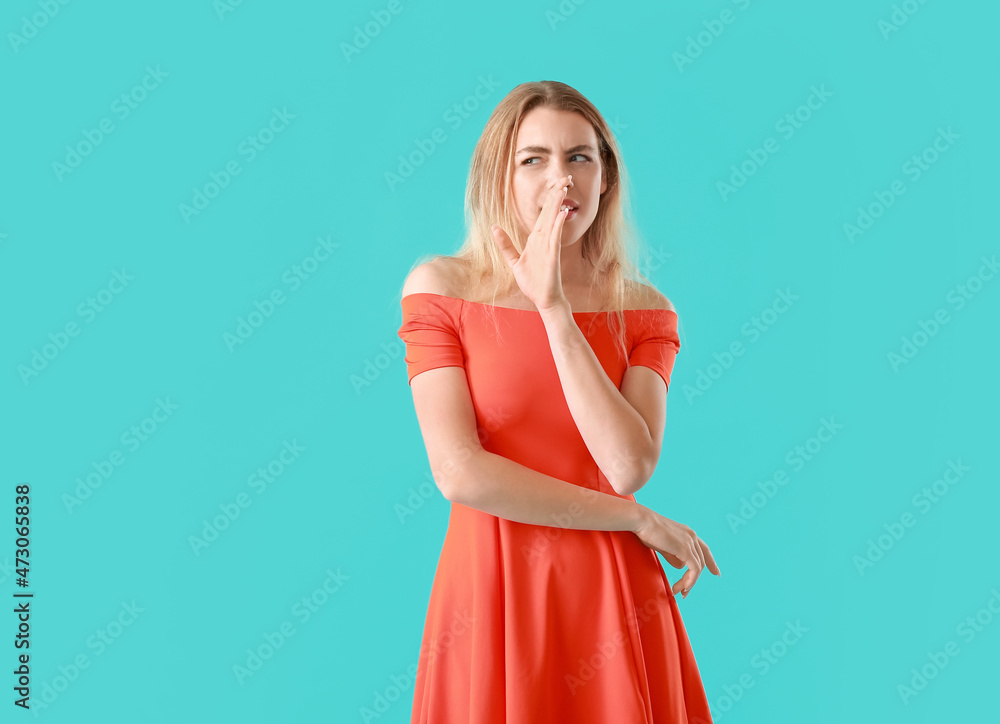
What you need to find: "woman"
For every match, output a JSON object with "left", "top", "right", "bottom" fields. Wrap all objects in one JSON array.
[{"left": 397, "top": 80, "right": 720, "bottom": 723}]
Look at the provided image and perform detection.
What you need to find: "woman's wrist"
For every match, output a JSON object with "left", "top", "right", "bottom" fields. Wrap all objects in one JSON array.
[
  {"left": 537, "top": 297, "right": 573, "bottom": 324},
  {"left": 627, "top": 500, "right": 652, "bottom": 533}
]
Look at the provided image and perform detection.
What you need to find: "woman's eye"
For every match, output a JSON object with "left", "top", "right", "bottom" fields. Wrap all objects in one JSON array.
[{"left": 522, "top": 155, "right": 590, "bottom": 165}]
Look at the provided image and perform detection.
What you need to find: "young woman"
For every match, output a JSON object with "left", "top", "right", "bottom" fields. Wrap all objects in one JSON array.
[{"left": 397, "top": 80, "right": 720, "bottom": 723}]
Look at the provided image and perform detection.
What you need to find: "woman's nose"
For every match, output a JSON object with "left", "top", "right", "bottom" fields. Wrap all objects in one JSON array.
[{"left": 548, "top": 173, "right": 573, "bottom": 190}]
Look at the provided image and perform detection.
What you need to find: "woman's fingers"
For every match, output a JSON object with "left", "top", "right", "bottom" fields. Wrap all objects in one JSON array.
[
  {"left": 675, "top": 525, "right": 704, "bottom": 575},
  {"left": 491, "top": 225, "right": 520, "bottom": 268},
  {"left": 534, "top": 176, "right": 566, "bottom": 231},
  {"left": 674, "top": 542, "right": 721, "bottom": 597},
  {"left": 673, "top": 532, "right": 707, "bottom": 599},
  {"left": 549, "top": 196, "right": 568, "bottom": 252},
  {"left": 679, "top": 568, "right": 701, "bottom": 598},
  {"left": 633, "top": 512, "right": 717, "bottom": 599},
  {"left": 672, "top": 554, "right": 703, "bottom": 598},
  {"left": 663, "top": 552, "right": 685, "bottom": 569},
  {"left": 672, "top": 570, "right": 695, "bottom": 597},
  {"left": 700, "top": 538, "right": 721, "bottom": 576},
  {"left": 533, "top": 175, "right": 570, "bottom": 237},
  {"left": 544, "top": 176, "right": 572, "bottom": 255},
  {"left": 690, "top": 534, "right": 706, "bottom": 572}
]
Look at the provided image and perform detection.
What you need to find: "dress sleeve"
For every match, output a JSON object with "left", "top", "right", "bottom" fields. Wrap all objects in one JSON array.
[
  {"left": 627, "top": 310, "right": 681, "bottom": 392},
  {"left": 397, "top": 294, "right": 466, "bottom": 386}
]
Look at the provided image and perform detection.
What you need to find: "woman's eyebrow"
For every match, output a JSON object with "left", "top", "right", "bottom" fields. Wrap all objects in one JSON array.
[{"left": 515, "top": 144, "right": 597, "bottom": 156}]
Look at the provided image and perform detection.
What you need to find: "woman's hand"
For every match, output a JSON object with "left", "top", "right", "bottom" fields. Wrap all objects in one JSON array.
[
  {"left": 491, "top": 175, "right": 573, "bottom": 314},
  {"left": 632, "top": 506, "right": 720, "bottom": 599}
]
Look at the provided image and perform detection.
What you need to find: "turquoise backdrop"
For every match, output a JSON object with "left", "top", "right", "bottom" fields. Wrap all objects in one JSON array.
[{"left": 1, "top": 0, "right": 997, "bottom": 721}]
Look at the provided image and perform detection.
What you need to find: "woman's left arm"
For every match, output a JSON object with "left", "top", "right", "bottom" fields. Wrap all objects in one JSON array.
[{"left": 539, "top": 300, "right": 670, "bottom": 497}]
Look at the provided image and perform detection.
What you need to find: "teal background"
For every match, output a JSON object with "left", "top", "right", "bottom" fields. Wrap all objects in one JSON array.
[{"left": 1, "top": 0, "right": 998, "bottom": 721}]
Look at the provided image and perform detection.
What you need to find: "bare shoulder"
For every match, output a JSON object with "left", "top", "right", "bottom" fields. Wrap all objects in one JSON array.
[
  {"left": 401, "top": 256, "right": 469, "bottom": 298},
  {"left": 625, "top": 280, "right": 675, "bottom": 312}
]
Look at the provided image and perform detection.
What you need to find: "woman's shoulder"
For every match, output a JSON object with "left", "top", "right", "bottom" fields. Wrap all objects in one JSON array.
[
  {"left": 623, "top": 279, "right": 675, "bottom": 312},
  {"left": 401, "top": 256, "right": 470, "bottom": 299}
]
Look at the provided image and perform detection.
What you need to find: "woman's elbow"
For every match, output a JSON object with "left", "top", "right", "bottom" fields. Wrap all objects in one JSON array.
[
  {"left": 430, "top": 443, "right": 481, "bottom": 503},
  {"left": 607, "top": 451, "right": 656, "bottom": 497}
]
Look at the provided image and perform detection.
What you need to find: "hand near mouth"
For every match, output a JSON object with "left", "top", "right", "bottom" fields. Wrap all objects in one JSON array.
[{"left": 491, "top": 175, "right": 575, "bottom": 315}]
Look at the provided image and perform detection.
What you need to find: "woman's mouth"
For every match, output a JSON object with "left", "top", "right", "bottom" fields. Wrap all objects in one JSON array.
[{"left": 559, "top": 199, "right": 580, "bottom": 219}]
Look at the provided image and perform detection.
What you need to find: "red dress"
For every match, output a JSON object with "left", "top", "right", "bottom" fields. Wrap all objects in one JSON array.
[{"left": 397, "top": 292, "right": 713, "bottom": 723}]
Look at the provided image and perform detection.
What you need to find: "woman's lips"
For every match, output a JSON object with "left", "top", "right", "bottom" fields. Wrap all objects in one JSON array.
[{"left": 557, "top": 197, "right": 579, "bottom": 218}]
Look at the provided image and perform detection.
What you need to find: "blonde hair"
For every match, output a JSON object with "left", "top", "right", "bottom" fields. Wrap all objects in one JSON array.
[{"left": 404, "top": 79, "right": 662, "bottom": 364}]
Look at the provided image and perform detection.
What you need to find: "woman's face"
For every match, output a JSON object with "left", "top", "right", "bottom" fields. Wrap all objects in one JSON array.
[{"left": 510, "top": 107, "right": 607, "bottom": 245}]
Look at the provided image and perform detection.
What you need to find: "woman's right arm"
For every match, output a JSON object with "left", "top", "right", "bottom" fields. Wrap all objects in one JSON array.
[
  {"left": 409, "top": 364, "right": 719, "bottom": 596},
  {"left": 411, "top": 364, "right": 642, "bottom": 532}
]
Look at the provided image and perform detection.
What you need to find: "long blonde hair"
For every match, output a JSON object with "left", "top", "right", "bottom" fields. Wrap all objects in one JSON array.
[{"left": 404, "top": 80, "right": 661, "bottom": 364}]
